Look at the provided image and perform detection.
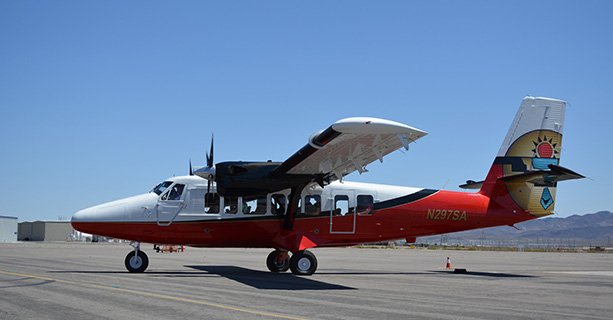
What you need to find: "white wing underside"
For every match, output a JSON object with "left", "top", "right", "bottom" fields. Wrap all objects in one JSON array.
[{"left": 284, "top": 117, "right": 427, "bottom": 181}]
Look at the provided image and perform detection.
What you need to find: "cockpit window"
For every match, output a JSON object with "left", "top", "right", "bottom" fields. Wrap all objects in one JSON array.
[
  {"left": 152, "top": 181, "right": 173, "bottom": 195},
  {"left": 160, "top": 184, "right": 185, "bottom": 201},
  {"left": 167, "top": 184, "right": 185, "bottom": 200}
]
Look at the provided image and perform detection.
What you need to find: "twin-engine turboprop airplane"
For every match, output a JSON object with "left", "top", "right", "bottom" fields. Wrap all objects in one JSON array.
[{"left": 72, "top": 96, "right": 583, "bottom": 275}]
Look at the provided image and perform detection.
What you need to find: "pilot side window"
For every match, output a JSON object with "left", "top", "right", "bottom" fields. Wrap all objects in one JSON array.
[
  {"left": 356, "top": 195, "right": 374, "bottom": 216},
  {"left": 270, "top": 194, "right": 286, "bottom": 215},
  {"left": 304, "top": 195, "right": 321, "bottom": 216},
  {"left": 204, "top": 193, "right": 220, "bottom": 214},
  {"left": 243, "top": 195, "right": 267, "bottom": 214},
  {"left": 223, "top": 196, "right": 238, "bottom": 214},
  {"left": 161, "top": 184, "right": 185, "bottom": 201},
  {"left": 334, "top": 195, "right": 349, "bottom": 216}
]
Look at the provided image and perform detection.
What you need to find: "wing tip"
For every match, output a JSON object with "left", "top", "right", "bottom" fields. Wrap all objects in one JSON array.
[{"left": 332, "top": 117, "right": 427, "bottom": 135}]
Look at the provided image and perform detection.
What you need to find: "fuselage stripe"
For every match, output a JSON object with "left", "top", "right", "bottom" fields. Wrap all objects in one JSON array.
[{"left": 373, "top": 189, "right": 438, "bottom": 210}]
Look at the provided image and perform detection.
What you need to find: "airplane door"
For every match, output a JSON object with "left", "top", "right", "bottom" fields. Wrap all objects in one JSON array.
[
  {"left": 329, "top": 191, "right": 356, "bottom": 234},
  {"left": 156, "top": 183, "right": 185, "bottom": 226}
]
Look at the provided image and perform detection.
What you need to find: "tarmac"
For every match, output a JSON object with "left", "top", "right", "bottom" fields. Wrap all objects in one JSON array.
[{"left": 0, "top": 242, "right": 612, "bottom": 320}]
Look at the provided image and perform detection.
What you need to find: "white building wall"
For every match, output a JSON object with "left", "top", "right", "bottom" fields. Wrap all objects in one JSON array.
[{"left": 0, "top": 216, "right": 18, "bottom": 243}]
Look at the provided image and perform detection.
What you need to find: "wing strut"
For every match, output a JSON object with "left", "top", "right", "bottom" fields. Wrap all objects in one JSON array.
[{"left": 283, "top": 183, "right": 308, "bottom": 230}]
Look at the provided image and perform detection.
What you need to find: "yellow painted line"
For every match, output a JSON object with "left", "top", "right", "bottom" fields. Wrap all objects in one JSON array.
[{"left": 0, "top": 269, "right": 306, "bottom": 320}]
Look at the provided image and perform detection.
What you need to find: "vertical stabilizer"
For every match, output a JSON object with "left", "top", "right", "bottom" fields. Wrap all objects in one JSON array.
[{"left": 481, "top": 96, "right": 567, "bottom": 216}]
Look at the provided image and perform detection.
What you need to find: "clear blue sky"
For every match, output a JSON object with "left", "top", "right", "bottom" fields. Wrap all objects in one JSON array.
[{"left": 1, "top": 1, "right": 611, "bottom": 221}]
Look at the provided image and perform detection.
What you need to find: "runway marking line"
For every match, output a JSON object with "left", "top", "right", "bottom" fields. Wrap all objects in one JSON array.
[{"left": 0, "top": 269, "right": 307, "bottom": 320}]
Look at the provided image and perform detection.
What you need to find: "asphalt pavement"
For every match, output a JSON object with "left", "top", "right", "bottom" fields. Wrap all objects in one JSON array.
[{"left": 0, "top": 243, "right": 611, "bottom": 320}]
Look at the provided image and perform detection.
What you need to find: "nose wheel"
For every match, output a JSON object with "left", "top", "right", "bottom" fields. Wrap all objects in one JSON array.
[{"left": 125, "top": 242, "right": 149, "bottom": 273}]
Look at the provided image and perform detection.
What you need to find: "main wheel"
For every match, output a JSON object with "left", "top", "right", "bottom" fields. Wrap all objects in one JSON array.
[
  {"left": 289, "top": 250, "right": 318, "bottom": 276},
  {"left": 266, "top": 250, "right": 290, "bottom": 273},
  {"left": 124, "top": 250, "right": 149, "bottom": 273}
]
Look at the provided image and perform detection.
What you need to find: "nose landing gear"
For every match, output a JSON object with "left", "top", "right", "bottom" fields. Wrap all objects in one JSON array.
[
  {"left": 266, "top": 249, "right": 318, "bottom": 275},
  {"left": 125, "top": 242, "right": 149, "bottom": 273}
]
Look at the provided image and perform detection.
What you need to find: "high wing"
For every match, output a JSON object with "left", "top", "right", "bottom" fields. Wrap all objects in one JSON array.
[{"left": 273, "top": 117, "right": 427, "bottom": 182}]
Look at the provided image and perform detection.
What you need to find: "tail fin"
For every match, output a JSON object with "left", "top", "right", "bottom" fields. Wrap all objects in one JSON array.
[{"left": 477, "top": 96, "right": 582, "bottom": 217}]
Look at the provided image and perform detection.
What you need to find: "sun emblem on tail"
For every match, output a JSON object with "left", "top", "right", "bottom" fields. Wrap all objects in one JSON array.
[{"left": 532, "top": 136, "right": 559, "bottom": 158}]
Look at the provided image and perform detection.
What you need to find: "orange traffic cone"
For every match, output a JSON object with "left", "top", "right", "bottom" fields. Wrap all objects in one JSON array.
[{"left": 446, "top": 257, "right": 452, "bottom": 269}]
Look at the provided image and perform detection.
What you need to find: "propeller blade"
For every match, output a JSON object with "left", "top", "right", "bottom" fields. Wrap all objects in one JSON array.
[
  {"left": 207, "top": 134, "right": 214, "bottom": 167},
  {"left": 207, "top": 180, "right": 211, "bottom": 194},
  {"left": 189, "top": 159, "right": 193, "bottom": 176}
]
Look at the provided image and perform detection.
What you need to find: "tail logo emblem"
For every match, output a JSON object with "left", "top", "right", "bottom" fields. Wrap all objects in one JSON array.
[
  {"left": 532, "top": 136, "right": 559, "bottom": 158},
  {"left": 540, "top": 187, "right": 553, "bottom": 209}
]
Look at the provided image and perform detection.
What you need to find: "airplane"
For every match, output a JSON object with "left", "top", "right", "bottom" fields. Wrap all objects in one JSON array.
[{"left": 71, "top": 96, "right": 584, "bottom": 275}]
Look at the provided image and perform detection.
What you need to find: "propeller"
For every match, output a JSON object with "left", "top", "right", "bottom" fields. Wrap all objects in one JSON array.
[
  {"left": 194, "top": 134, "right": 216, "bottom": 194},
  {"left": 206, "top": 134, "right": 214, "bottom": 167},
  {"left": 205, "top": 134, "right": 214, "bottom": 193},
  {"left": 189, "top": 159, "right": 193, "bottom": 176}
]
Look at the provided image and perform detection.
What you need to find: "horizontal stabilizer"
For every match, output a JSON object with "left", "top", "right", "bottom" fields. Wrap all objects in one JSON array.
[
  {"left": 459, "top": 180, "right": 484, "bottom": 190},
  {"left": 500, "top": 164, "right": 584, "bottom": 186}
]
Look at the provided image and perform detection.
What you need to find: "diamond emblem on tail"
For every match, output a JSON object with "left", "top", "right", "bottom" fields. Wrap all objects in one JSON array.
[{"left": 540, "top": 187, "right": 553, "bottom": 209}]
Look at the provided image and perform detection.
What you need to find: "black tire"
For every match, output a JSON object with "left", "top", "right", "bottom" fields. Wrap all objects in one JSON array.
[
  {"left": 266, "top": 250, "right": 290, "bottom": 273},
  {"left": 124, "top": 250, "right": 149, "bottom": 273},
  {"left": 289, "top": 250, "right": 318, "bottom": 276}
]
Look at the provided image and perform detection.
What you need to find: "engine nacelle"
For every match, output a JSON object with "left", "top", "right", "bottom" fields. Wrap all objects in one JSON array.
[{"left": 214, "top": 161, "right": 315, "bottom": 196}]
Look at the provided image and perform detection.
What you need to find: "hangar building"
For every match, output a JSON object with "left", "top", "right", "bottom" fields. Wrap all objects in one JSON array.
[
  {"left": 18, "top": 221, "right": 74, "bottom": 241},
  {"left": 0, "top": 215, "right": 18, "bottom": 242}
]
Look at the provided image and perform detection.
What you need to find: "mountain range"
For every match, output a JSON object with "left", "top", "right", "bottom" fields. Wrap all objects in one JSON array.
[{"left": 418, "top": 211, "right": 613, "bottom": 245}]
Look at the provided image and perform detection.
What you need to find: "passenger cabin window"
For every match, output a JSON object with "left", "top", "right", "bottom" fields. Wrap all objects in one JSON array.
[
  {"left": 243, "top": 195, "right": 267, "bottom": 214},
  {"left": 204, "top": 193, "right": 220, "bottom": 214},
  {"left": 356, "top": 195, "right": 374, "bottom": 215},
  {"left": 334, "top": 195, "right": 350, "bottom": 216},
  {"left": 271, "top": 194, "right": 286, "bottom": 215},
  {"left": 152, "top": 181, "right": 172, "bottom": 195},
  {"left": 304, "top": 195, "right": 321, "bottom": 216},
  {"left": 161, "top": 184, "right": 185, "bottom": 201},
  {"left": 224, "top": 196, "right": 238, "bottom": 214}
]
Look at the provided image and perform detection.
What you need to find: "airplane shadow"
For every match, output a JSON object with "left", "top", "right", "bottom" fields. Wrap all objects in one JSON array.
[
  {"left": 50, "top": 267, "right": 356, "bottom": 290},
  {"left": 185, "top": 265, "right": 356, "bottom": 290},
  {"left": 431, "top": 270, "right": 536, "bottom": 278}
]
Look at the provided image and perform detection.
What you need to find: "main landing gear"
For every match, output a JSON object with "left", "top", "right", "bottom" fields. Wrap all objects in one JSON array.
[
  {"left": 125, "top": 242, "right": 149, "bottom": 273},
  {"left": 266, "top": 249, "right": 318, "bottom": 276}
]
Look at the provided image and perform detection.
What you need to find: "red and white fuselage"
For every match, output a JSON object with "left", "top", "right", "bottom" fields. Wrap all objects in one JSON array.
[{"left": 71, "top": 96, "right": 581, "bottom": 274}]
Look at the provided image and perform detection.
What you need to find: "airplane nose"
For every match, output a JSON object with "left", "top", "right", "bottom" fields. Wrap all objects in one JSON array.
[
  {"left": 71, "top": 208, "right": 93, "bottom": 223},
  {"left": 71, "top": 207, "right": 98, "bottom": 232},
  {"left": 71, "top": 203, "right": 126, "bottom": 224},
  {"left": 72, "top": 193, "right": 158, "bottom": 226}
]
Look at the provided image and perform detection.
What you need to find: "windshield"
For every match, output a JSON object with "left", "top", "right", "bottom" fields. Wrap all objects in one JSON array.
[{"left": 151, "top": 181, "right": 173, "bottom": 195}]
